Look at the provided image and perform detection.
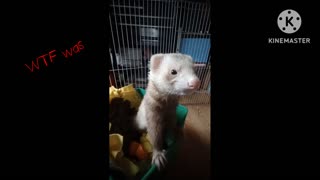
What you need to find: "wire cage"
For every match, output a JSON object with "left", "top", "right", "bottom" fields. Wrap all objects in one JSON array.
[{"left": 108, "top": 0, "right": 211, "bottom": 105}]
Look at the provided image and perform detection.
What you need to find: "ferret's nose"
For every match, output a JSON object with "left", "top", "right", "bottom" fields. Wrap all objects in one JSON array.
[{"left": 188, "top": 78, "right": 200, "bottom": 89}]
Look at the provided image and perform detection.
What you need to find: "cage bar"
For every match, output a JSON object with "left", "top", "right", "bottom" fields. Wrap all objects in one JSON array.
[{"left": 108, "top": 0, "right": 211, "bottom": 105}]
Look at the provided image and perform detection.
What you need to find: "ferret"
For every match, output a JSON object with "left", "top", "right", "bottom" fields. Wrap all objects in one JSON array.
[{"left": 134, "top": 53, "right": 200, "bottom": 171}]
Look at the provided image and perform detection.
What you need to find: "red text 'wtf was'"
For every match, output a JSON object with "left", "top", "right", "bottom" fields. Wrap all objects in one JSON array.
[{"left": 25, "top": 40, "right": 85, "bottom": 73}]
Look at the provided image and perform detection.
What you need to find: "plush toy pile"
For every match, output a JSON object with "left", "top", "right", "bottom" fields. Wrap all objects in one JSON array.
[{"left": 109, "top": 84, "right": 153, "bottom": 179}]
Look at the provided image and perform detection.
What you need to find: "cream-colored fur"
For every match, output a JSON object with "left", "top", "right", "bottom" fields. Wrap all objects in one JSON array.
[{"left": 135, "top": 53, "right": 200, "bottom": 171}]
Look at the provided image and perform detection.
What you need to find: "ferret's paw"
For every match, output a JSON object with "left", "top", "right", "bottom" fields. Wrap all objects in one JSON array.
[{"left": 152, "top": 149, "right": 167, "bottom": 171}]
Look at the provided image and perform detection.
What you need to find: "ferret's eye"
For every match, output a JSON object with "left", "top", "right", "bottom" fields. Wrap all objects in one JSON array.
[{"left": 171, "top": 69, "right": 177, "bottom": 75}]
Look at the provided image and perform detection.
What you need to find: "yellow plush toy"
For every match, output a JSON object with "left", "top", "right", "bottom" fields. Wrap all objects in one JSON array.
[
  {"left": 109, "top": 84, "right": 142, "bottom": 110},
  {"left": 109, "top": 123, "right": 139, "bottom": 177},
  {"left": 140, "top": 133, "right": 153, "bottom": 154},
  {"left": 109, "top": 85, "right": 153, "bottom": 177}
]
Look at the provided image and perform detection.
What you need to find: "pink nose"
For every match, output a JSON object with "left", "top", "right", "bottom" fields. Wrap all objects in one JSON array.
[{"left": 188, "top": 78, "right": 200, "bottom": 89}]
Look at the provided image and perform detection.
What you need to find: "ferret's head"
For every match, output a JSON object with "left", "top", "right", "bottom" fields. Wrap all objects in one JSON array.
[{"left": 149, "top": 53, "right": 200, "bottom": 96}]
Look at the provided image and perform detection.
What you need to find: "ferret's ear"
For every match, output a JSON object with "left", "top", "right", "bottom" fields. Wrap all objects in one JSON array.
[
  {"left": 150, "top": 54, "right": 164, "bottom": 72},
  {"left": 184, "top": 54, "right": 192, "bottom": 59},
  {"left": 185, "top": 54, "right": 193, "bottom": 61}
]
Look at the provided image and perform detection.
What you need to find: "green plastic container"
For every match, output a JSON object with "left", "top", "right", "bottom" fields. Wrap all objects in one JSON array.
[{"left": 110, "top": 88, "right": 188, "bottom": 180}]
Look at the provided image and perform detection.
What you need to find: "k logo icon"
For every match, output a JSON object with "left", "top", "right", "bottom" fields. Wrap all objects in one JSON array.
[{"left": 277, "top": 9, "right": 302, "bottom": 34}]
